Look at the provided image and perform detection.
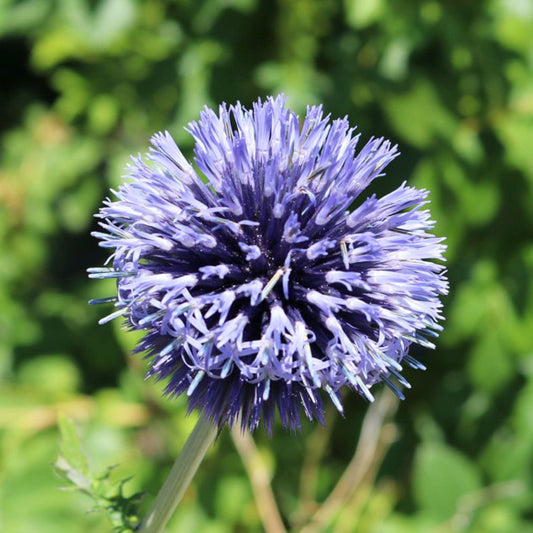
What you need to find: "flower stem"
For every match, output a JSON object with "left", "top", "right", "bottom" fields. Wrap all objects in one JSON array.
[{"left": 138, "top": 415, "right": 217, "bottom": 533}]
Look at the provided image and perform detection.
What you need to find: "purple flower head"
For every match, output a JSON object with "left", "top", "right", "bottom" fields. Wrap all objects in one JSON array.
[{"left": 89, "top": 95, "right": 448, "bottom": 432}]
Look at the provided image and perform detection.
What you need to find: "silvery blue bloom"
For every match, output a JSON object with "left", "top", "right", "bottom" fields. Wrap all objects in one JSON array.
[{"left": 89, "top": 95, "right": 448, "bottom": 432}]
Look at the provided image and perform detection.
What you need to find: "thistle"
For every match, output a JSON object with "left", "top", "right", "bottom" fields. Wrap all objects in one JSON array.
[{"left": 90, "top": 95, "right": 447, "bottom": 433}]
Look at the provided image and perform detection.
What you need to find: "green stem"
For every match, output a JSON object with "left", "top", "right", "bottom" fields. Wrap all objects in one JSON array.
[{"left": 138, "top": 415, "right": 217, "bottom": 533}]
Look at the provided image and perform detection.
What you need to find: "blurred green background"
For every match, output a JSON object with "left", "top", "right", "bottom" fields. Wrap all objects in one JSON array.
[{"left": 1, "top": 0, "right": 533, "bottom": 531}]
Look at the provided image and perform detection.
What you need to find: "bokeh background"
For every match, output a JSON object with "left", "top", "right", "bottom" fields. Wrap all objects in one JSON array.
[{"left": 1, "top": 0, "right": 533, "bottom": 531}]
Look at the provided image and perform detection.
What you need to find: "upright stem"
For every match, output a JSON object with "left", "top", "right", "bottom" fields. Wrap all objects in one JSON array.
[{"left": 138, "top": 415, "right": 218, "bottom": 533}]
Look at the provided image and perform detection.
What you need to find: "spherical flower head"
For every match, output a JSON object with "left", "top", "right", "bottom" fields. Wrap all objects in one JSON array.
[{"left": 90, "top": 95, "right": 448, "bottom": 432}]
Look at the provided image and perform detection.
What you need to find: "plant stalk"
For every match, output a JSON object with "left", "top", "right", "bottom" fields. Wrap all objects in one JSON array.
[{"left": 138, "top": 415, "right": 217, "bottom": 533}]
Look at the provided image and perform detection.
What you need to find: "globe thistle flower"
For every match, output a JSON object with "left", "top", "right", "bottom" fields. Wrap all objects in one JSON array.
[{"left": 89, "top": 95, "right": 448, "bottom": 432}]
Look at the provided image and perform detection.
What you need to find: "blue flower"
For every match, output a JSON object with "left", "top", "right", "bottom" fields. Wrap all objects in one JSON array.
[{"left": 89, "top": 95, "right": 448, "bottom": 432}]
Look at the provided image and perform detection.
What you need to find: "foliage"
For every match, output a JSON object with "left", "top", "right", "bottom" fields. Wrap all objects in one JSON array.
[
  {"left": 54, "top": 415, "right": 143, "bottom": 532},
  {"left": 0, "top": 0, "right": 532, "bottom": 531}
]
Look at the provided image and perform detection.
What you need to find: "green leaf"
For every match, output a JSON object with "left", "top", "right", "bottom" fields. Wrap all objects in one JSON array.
[
  {"left": 481, "top": 431, "right": 532, "bottom": 484},
  {"left": 53, "top": 415, "right": 143, "bottom": 532},
  {"left": 495, "top": 112, "right": 533, "bottom": 184},
  {"left": 384, "top": 81, "right": 457, "bottom": 148},
  {"left": 413, "top": 442, "right": 482, "bottom": 521},
  {"left": 55, "top": 414, "right": 91, "bottom": 488},
  {"left": 512, "top": 378, "right": 533, "bottom": 441},
  {"left": 468, "top": 331, "right": 514, "bottom": 394}
]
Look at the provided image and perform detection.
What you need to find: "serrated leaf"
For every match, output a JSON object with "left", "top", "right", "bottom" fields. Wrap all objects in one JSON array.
[
  {"left": 53, "top": 455, "right": 92, "bottom": 493},
  {"left": 55, "top": 414, "right": 90, "bottom": 481},
  {"left": 53, "top": 415, "right": 143, "bottom": 532}
]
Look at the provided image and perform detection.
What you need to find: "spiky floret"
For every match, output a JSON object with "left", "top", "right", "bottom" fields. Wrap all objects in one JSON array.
[{"left": 90, "top": 95, "right": 448, "bottom": 432}]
